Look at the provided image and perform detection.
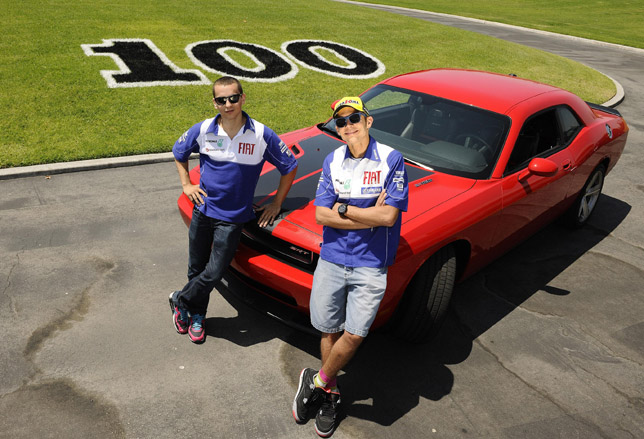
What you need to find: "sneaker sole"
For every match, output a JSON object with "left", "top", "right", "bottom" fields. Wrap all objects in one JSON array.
[
  {"left": 315, "top": 424, "right": 336, "bottom": 438},
  {"left": 188, "top": 332, "right": 205, "bottom": 343}
]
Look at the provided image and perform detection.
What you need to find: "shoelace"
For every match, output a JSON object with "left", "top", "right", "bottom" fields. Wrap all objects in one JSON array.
[
  {"left": 191, "top": 314, "right": 204, "bottom": 329},
  {"left": 319, "top": 394, "right": 339, "bottom": 418}
]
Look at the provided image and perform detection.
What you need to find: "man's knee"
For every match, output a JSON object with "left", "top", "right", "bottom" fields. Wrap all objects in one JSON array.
[
  {"left": 322, "top": 332, "right": 342, "bottom": 343},
  {"left": 342, "top": 331, "right": 364, "bottom": 350}
]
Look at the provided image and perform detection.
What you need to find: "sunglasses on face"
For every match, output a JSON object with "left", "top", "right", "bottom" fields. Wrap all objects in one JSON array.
[
  {"left": 334, "top": 112, "right": 365, "bottom": 128},
  {"left": 214, "top": 93, "right": 242, "bottom": 105}
]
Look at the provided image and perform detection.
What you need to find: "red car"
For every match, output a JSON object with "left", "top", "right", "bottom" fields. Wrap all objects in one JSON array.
[{"left": 178, "top": 69, "right": 628, "bottom": 342}]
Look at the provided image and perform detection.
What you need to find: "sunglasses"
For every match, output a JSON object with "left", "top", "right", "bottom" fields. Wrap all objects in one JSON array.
[
  {"left": 214, "top": 93, "right": 242, "bottom": 105},
  {"left": 334, "top": 112, "right": 365, "bottom": 128}
]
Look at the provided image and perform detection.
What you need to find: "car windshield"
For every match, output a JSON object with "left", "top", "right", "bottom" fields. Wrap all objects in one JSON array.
[{"left": 323, "top": 85, "right": 511, "bottom": 179}]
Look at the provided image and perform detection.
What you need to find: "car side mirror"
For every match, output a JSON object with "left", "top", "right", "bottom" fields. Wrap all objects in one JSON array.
[{"left": 518, "top": 158, "right": 558, "bottom": 180}]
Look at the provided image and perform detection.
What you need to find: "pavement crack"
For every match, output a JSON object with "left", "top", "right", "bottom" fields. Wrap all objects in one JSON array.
[
  {"left": 586, "top": 248, "right": 644, "bottom": 273},
  {"left": 504, "top": 304, "right": 644, "bottom": 368},
  {"left": 31, "top": 180, "right": 46, "bottom": 206},
  {"left": 23, "top": 257, "right": 116, "bottom": 362},
  {"left": 474, "top": 338, "right": 613, "bottom": 439},
  {"left": 594, "top": 225, "right": 644, "bottom": 254},
  {"left": 23, "top": 287, "right": 91, "bottom": 361},
  {"left": 0, "top": 378, "right": 126, "bottom": 438},
  {"left": 2, "top": 251, "right": 22, "bottom": 316},
  {"left": 574, "top": 356, "right": 644, "bottom": 414}
]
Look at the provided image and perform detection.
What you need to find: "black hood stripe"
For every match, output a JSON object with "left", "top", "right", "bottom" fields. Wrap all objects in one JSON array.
[
  {"left": 253, "top": 131, "right": 434, "bottom": 214},
  {"left": 253, "top": 133, "right": 342, "bottom": 211}
]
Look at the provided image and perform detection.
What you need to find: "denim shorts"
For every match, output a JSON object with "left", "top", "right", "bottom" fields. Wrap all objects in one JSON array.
[{"left": 310, "top": 258, "right": 387, "bottom": 337}]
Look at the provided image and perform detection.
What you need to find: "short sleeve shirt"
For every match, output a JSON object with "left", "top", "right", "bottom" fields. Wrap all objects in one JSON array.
[
  {"left": 314, "top": 136, "right": 408, "bottom": 268},
  {"left": 173, "top": 112, "right": 298, "bottom": 223}
]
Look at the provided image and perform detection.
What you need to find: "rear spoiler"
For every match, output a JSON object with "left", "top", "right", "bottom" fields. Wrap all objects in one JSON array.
[{"left": 586, "top": 101, "right": 622, "bottom": 117}]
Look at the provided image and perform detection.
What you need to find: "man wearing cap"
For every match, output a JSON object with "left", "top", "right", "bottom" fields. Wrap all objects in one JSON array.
[
  {"left": 169, "top": 76, "right": 298, "bottom": 344},
  {"left": 292, "top": 97, "right": 408, "bottom": 436}
]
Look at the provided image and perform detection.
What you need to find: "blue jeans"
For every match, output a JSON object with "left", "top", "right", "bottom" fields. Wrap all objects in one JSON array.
[
  {"left": 176, "top": 208, "right": 243, "bottom": 315},
  {"left": 310, "top": 258, "right": 387, "bottom": 337}
]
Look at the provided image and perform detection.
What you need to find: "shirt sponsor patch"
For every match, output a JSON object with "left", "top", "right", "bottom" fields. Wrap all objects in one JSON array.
[
  {"left": 334, "top": 178, "right": 351, "bottom": 192},
  {"left": 178, "top": 130, "right": 188, "bottom": 143},
  {"left": 205, "top": 138, "right": 225, "bottom": 147},
  {"left": 238, "top": 142, "right": 256, "bottom": 155},
  {"left": 393, "top": 170, "right": 405, "bottom": 192},
  {"left": 361, "top": 186, "right": 382, "bottom": 195},
  {"left": 393, "top": 177, "right": 405, "bottom": 192},
  {"left": 279, "top": 141, "right": 292, "bottom": 157}
]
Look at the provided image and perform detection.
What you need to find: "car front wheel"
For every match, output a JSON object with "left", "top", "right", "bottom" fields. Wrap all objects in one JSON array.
[{"left": 390, "top": 245, "right": 456, "bottom": 343}]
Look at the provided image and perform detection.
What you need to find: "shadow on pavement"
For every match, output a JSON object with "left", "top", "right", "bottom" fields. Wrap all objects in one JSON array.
[
  {"left": 450, "top": 193, "right": 631, "bottom": 342},
  {"left": 207, "top": 193, "right": 630, "bottom": 427}
]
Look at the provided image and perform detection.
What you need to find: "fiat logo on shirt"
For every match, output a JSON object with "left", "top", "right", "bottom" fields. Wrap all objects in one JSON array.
[
  {"left": 363, "top": 170, "right": 381, "bottom": 184},
  {"left": 239, "top": 143, "right": 255, "bottom": 154}
]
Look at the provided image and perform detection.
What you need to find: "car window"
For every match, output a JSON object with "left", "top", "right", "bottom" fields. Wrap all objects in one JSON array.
[
  {"left": 558, "top": 106, "right": 583, "bottom": 144},
  {"left": 367, "top": 89, "right": 410, "bottom": 110},
  {"left": 337, "top": 84, "right": 511, "bottom": 180},
  {"left": 506, "top": 108, "right": 563, "bottom": 174}
]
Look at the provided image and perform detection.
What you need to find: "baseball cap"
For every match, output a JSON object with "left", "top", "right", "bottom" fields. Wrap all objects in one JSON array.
[{"left": 332, "top": 96, "right": 370, "bottom": 118}]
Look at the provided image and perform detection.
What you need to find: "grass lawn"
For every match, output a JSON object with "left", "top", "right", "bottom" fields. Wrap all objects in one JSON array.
[
  {"left": 0, "top": 0, "right": 619, "bottom": 167},
  {"left": 356, "top": 0, "right": 644, "bottom": 49}
]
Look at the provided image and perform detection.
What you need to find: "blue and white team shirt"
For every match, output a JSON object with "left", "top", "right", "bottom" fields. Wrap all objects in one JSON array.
[
  {"left": 315, "top": 136, "right": 408, "bottom": 268},
  {"left": 173, "top": 112, "right": 298, "bottom": 223}
]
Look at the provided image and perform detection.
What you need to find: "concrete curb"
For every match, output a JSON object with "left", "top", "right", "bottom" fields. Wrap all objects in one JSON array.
[
  {"left": 1, "top": 4, "right": 629, "bottom": 181},
  {"left": 336, "top": 0, "right": 629, "bottom": 106},
  {"left": 335, "top": 1, "right": 644, "bottom": 55},
  {"left": 602, "top": 74, "right": 625, "bottom": 108},
  {"left": 0, "top": 152, "right": 177, "bottom": 181}
]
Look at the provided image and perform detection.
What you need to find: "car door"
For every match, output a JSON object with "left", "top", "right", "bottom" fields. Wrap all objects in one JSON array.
[{"left": 490, "top": 106, "right": 576, "bottom": 254}]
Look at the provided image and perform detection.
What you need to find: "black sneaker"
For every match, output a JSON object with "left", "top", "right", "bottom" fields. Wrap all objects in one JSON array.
[
  {"left": 315, "top": 389, "right": 341, "bottom": 437},
  {"left": 292, "top": 368, "right": 324, "bottom": 423}
]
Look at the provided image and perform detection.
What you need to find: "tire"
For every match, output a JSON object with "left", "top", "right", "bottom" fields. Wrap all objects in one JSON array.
[
  {"left": 390, "top": 245, "right": 456, "bottom": 343},
  {"left": 565, "top": 164, "right": 606, "bottom": 228}
]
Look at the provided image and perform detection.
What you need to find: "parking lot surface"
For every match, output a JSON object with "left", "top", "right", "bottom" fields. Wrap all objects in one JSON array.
[{"left": 1, "top": 9, "right": 643, "bottom": 438}]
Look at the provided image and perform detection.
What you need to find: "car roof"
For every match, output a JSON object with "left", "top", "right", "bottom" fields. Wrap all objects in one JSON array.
[{"left": 381, "top": 69, "right": 562, "bottom": 115}]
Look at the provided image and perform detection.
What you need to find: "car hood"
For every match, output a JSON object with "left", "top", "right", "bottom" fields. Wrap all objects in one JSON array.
[{"left": 252, "top": 131, "right": 475, "bottom": 247}]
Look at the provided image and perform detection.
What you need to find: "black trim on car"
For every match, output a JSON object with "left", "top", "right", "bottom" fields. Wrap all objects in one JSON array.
[
  {"left": 221, "top": 268, "right": 319, "bottom": 337},
  {"left": 586, "top": 101, "right": 622, "bottom": 117},
  {"left": 226, "top": 265, "right": 299, "bottom": 307},
  {"left": 240, "top": 220, "right": 320, "bottom": 273}
]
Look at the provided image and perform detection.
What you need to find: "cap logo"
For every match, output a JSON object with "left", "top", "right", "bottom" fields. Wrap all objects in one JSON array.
[
  {"left": 332, "top": 96, "right": 369, "bottom": 116},
  {"left": 339, "top": 99, "right": 359, "bottom": 107}
]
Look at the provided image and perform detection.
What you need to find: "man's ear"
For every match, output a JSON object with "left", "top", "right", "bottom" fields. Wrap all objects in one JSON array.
[{"left": 366, "top": 116, "right": 374, "bottom": 129}]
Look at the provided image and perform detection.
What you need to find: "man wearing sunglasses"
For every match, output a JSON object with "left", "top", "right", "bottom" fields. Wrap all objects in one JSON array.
[
  {"left": 170, "top": 76, "right": 298, "bottom": 344},
  {"left": 292, "top": 97, "right": 408, "bottom": 437}
]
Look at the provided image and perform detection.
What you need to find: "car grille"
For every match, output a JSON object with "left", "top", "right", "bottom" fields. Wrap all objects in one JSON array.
[{"left": 240, "top": 221, "right": 318, "bottom": 273}]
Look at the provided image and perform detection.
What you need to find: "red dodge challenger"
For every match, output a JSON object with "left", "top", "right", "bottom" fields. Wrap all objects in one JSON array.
[{"left": 178, "top": 69, "right": 628, "bottom": 342}]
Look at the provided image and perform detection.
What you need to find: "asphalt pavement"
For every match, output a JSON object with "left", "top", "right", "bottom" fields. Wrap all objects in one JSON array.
[{"left": 1, "top": 6, "right": 643, "bottom": 439}]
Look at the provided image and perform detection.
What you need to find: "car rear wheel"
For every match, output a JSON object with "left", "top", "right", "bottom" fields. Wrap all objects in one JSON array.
[
  {"left": 390, "top": 246, "right": 456, "bottom": 343},
  {"left": 565, "top": 164, "right": 606, "bottom": 228}
]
